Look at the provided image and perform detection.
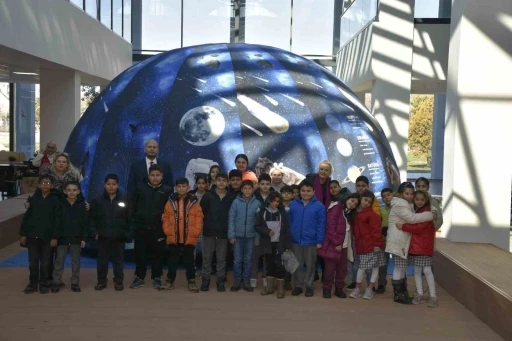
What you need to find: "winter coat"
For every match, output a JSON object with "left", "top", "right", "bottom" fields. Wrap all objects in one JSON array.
[
  {"left": 288, "top": 196, "right": 326, "bottom": 246},
  {"left": 385, "top": 196, "right": 435, "bottom": 259},
  {"left": 47, "top": 169, "right": 82, "bottom": 191},
  {"left": 253, "top": 187, "right": 275, "bottom": 205},
  {"left": 318, "top": 201, "right": 347, "bottom": 261},
  {"left": 20, "top": 189, "right": 62, "bottom": 240},
  {"left": 430, "top": 196, "right": 443, "bottom": 231},
  {"left": 56, "top": 196, "right": 89, "bottom": 245},
  {"left": 371, "top": 197, "right": 382, "bottom": 216},
  {"left": 402, "top": 205, "right": 435, "bottom": 256},
  {"left": 131, "top": 181, "right": 173, "bottom": 233},
  {"left": 228, "top": 194, "right": 261, "bottom": 241},
  {"left": 353, "top": 207, "right": 383, "bottom": 255},
  {"left": 200, "top": 189, "right": 237, "bottom": 239},
  {"left": 254, "top": 206, "right": 292, "bottom": 254},
  {"left": 89, "top": 191, "right": 130, "bottom": 241},
  {"left": 306, "top": 173, "right": 331, "bottom": 208},
  {"left": 162, "top": 193, "right": 204, "bottom": 246}
]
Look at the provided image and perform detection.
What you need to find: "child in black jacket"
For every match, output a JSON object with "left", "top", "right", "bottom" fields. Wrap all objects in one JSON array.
[
  {"left": 90, "top": 174, "right": 130, "bottom": 291},
  {"left": 50, "top": 181, "right": 88, "bottom": 293},
  {"left": 20, "top": 175, "right": 62, "bottom": 294}
]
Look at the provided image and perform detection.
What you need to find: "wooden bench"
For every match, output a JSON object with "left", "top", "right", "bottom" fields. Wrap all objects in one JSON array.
[
  {"left": 0, "top": 194, "right": 30, "bottom": 249},
  {"left": 435, "top": 237, "right": 512, "bottom": 340}
]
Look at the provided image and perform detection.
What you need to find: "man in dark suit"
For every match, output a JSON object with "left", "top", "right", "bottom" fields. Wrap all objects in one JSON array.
[{"left": 127, "top": 139, "right": 174, "bottom": 197}]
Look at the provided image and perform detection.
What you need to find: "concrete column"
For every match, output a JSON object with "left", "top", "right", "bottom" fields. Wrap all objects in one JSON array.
[
  {"left": 371, "top": 0, "right": 415, "bottom": 182},
  {"left": 441, "top": 0, "right": 512, "bottom": 251},
  {"left": 430, "top": 93, "right": 445, "bottom": 181},
  {"left": 40, "top": 69, "right": 81, "bottom": 151}
]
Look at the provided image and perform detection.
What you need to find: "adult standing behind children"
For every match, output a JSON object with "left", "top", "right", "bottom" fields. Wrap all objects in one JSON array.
[
  {"left": 161, "top": 178, "right": 204, "bottom": 292},
  {"left": 200, "top": 173, "right": 236, "bottom": 292},
  {"left": 127, "top": 139, "right": 174, "bottom": 197},
  {"left": 90, "top": 174, "right": 130, "bottom": 292},
  {"left": 129, "top": 165, "right": 173, "bottom": 290},
  {"left": 289, "top": 179, "right": 326, "bottom": 297},
  {"left": 20, "top": 175, "right": 62, "bottom": 294},
  {"left": 234, "top": 154, "right": 258, "bottom": 184},
  {"left": 32, "top": 141, "right": 59, "bottom": 175}
]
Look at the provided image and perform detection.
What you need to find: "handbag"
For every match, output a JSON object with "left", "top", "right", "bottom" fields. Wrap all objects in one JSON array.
[{"left": 281, "top": 249, "right": 300, "bottom": 274}]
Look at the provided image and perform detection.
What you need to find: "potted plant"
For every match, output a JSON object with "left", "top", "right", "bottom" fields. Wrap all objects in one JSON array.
[{"left": 8, "top": 156, "right": 16, "bottom": 164}]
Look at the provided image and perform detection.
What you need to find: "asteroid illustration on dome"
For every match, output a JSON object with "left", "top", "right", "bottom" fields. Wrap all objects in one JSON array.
[{"left": 65, "top": 43, "right": 401, "bottom": 200}]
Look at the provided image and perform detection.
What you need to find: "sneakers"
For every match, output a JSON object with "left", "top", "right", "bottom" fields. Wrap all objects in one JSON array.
[
  {"left": 94, "top": 282, "right": 107, "bottom": 291},
  {"left": 412, "top": 293, "right": 425, "bottom": 305},
  {"left": 305, "top": 288, "right": 314, "bottom": 297},
  {"left": 230, "top": 280, "right": 242, "bottom": 292},
  {"left": 152, "top": 278, "right": 162, "bottom": 290},
  {"left": 334, "top": 287, "right": 347, "bottom": 298},
  {"left": 216, "top": 280, "right": 226, "bottom": 292},
  {"left": 130, "top": 277, "right": 145, "bottom": 289},
  {"left": 428, "top": 296, "right": 438, "bottom": 308},
  {"left": 376, "top": 285, "right": 386, "bottom": 294},
  {"left": 346, "top": 282, "right": 356, "bottom": 290},
  {"left": 200, "top": 278, "right": 210, "bottom": 292},
  {"left": 114, "top": 281, "right": 124, "bottom": 291},
  {"left": 243, "top": 279, "right": 253, "bottom": 292},
  {"left": 363, "top": 287, "right": 374, "bottom": 300},
  {"left": 349, "top": 287, "right": 361, "bottom": 299},
  {"left": 187, "top": 280, "right": 199, "bottom": 293},
  {"left": 159, "top": 279, "right": 174, "bottom": 291},
  {"left": 322, "top": 289, "right": 331, "bottom": 299},
  {"left": 250, "top": 278, "right": 257, "bottom": 288},
  {"left": 24, "top": 283, "right": 38, "bottom": 294},
  {"left": 291, "top": 287, "right": 303, "bottom": 296},
  {"left": 51, "top": 285, "right": 60, "bottom": 293},
  {"left": 71, "top": 285, "right": 81, "bottom": 292}
]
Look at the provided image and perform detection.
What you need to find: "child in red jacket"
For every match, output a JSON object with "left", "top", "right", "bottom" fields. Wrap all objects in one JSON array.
[
  {"left": 350, "top": 191, "right": 387, "bottom": 300},
  {"left": 397, "top": 190, "right": 437, "bottom": 308}
]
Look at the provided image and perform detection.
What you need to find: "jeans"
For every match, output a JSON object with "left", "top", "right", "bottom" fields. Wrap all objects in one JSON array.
[
  {"left": 97, "top": 239, "right": 125, "bottom": 284},
  {"left": 233, "top": 238, "right": 254, "bottom": 281},
  {"left": 53, "top": 244, "right": 82, "bottom": 286},
  {"left": 134, "top": 229, "right": 166, "bottom": 280},
  {"left": 201, "top": 236, "right": 228, "bottom": 281},
  {"left": 167, "top": 244, "right": 195, "bottom": 282},
  {"left": 27, "top": 237, "right": 51, "bottom": 286}
]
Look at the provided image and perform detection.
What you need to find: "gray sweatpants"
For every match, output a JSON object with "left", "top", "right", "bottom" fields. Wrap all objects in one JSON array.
[
  {"left": 53, "top": 244, "right": 81, "bottom": 286},
  {"left": 201, "top": 236, "right": 228, "bottom": 282},
  {"left": 292, "top": 244, "right": 317, "bottom": 289}
]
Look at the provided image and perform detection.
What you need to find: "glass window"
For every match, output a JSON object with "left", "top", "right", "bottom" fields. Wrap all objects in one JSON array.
[
  {"left": 113, "top": 0, "right": 123, "bottom": 35},
  {"left": 415, "top": 0, "right": 439, "bottom": 18},
  {"left": 292, "top": 0, "right": 335, "bottom": 56},
  {"left": 339, "top": 0, "right": 378, "bottom": 49},
  {"left": 85, "top": 0, "right": 98, "bottom": 19},
  {"left": 0, "top": 83, "right": 10, "bottom": 152},
  {"left": 100, "top": 0, "right": 112, "bottom": 29},
  {"left": 70, "top": 0, "right": 84, "bottom": 10},
  {"left": 141, "top": 0, "right": 181, "bottom": 52},
  {"left": 183, "top": 0, "right": 231, "bottom": 47},
  {"left": 244, "top": 0, "right": 291, "bottom": 50},
  {"left": 123, "top": 0, "right": 132, "bottom": 42}
]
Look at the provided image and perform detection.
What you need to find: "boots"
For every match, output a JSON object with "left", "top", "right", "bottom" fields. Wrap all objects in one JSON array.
[
  {"left": 200, "top": 278, "right": 210, "bottom": 292},
  {"left": 260, "top": 276, "right": 275, "bottom": 295},
  {"left": 276, "top": 279, "right": 285, "bottom": 299},
  {"left": 392, "top": 279, "right": 411, "bottom": 304},
  {"left": 187, "top": 279, "right": 199, "bottom": 293}
]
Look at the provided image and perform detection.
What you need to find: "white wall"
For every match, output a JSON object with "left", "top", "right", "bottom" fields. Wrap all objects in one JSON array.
[
  {"left": 412, "top": 23, "right": 450, "bottom": 81},
  {"left": 0, "top": 0, "right": 132, "bottom": 83}
]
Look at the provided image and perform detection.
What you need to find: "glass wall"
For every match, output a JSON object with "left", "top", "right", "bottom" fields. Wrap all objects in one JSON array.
[
  {"left": 70, "top": 0, "right": 84, "bottom": 9},
  {"left": 244, "top": 0, "right": 291, "bottom": 51},
  {"left": 183, "top": 0, "right": 231, "bottom": 47},
  {"left": 292, "top": 0, "right": 335, "bottom": 56},
  {"left": 100, "top": 0, "right": 112, "bottom": 28},
  {"left": 141, "top": 0, "right": 181, "bottom": 53},
  {"left": 113, "top": 0, "right": 123, "bottom": 35},
  {"left": 339, "top": 0, "right": 377, "bottom": 49},
  {"left": 415, "top": 0, "right": 451, "bottom": 18},
  {"left": 124, "top": 0, "right": 132, "bottom": 42},
  {"left": 85, "top": 0, "right": 98, "bottom": 19},
  {"left": 0, "top": 83, "right": 9, "bottom": 151}
]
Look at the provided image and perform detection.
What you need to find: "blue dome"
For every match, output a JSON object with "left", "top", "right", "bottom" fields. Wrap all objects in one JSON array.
[{"left": 65, "top": 43, "right": 400, "bottom": 200}]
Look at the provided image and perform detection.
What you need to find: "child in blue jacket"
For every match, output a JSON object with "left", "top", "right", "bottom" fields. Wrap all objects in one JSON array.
[
  {"left": 228, "top": 180, "right": 261, "bottom": 292},
  {"left": 289, "top": 179, "right": 326, "bottom": 297}
]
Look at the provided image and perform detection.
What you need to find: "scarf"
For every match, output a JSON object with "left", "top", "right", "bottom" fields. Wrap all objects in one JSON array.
[{"left": 314, "top": 174, "right": 331, "bottom": 209}]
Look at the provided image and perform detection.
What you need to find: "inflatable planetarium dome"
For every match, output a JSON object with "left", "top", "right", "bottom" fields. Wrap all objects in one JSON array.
[{"left": 65, "top": 43, "right": 401, "bottom": 200}]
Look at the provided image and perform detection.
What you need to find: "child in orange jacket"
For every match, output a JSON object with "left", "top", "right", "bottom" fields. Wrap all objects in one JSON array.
[{"left": 161, "top": 177, "right": 204, "bottom": 292}]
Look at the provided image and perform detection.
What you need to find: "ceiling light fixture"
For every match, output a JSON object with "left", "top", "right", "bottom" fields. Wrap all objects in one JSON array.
[{"left": 13, "top": 72, "right": 39, "bottom": 75}]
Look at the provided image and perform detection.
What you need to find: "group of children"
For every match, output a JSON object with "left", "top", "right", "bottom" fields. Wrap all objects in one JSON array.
[{"left": 20, "top": 156, "right": 441, "bottom": 307}]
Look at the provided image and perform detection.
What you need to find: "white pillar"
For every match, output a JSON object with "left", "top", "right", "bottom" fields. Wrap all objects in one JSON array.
[
  {"left": 40, "top": 69, "right": 81, "bottom": 151},
  {"left": 371, "top": 0, "right": 415, "bottom": 182},
  {"left": 441, "top": 0, "right": 512, "bottom": 251}
]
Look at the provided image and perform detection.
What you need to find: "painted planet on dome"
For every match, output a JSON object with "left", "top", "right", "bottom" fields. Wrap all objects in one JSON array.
[{"left": 64, "top": 43, "right": 400, "bottom": 200}]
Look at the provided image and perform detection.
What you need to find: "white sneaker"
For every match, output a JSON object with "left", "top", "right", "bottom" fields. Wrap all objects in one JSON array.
[
  {"left": 349, "top": 287, "right": 361, "bottom": 299},
  {"left": 363, "top": 287, "right": 374, "bottom": 300},
  {"left": 250, "top": 278, "right": 257, "bottom": 288},
  {"left": 263, "top": 278, "right": 268, "bottom": 287}
]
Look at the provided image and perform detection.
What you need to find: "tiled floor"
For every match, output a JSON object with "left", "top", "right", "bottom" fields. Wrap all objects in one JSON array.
[{"left": 0, "top": 243, "right": 504, "bottom": 341}]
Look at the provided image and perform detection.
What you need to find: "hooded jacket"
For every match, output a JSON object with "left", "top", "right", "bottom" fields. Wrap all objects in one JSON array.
[
  {"left": 228, "top": 194, "right": 261, "bottom": 241},
  {"left": 402, "top": 204, "right": 435, "bottom": 256},
  {"left": 318, "top": 201, "right": 347, "bottom": 260},
  {"left": 353, "top": 206, "right": 383, "bottom": 255},
  {"left": 131, "top": 181, "right": 173, "bottom": 232},
  {"left": 55, "top": 196, "right": 89, "bottom": 245},
  {"left": 20, "top": 189, "right": 62, "bottom": 240},
  {"left": 254, "top": 206, "right": 292, "bottom": 254},
  {"left": 200, "top": 189, "right": 237, "bottom": 239},
  {"left": 162, "top": 193, "right": 204, "bottom": 246},
  {"left": 385, "top": 196, "right": 435, "bottom": 259},
  {"left": 89, "top": 191, "right": 130, "bottom": 241},
  {"left": 288, "top": 195, "right": 326, "bottom": 246}
]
